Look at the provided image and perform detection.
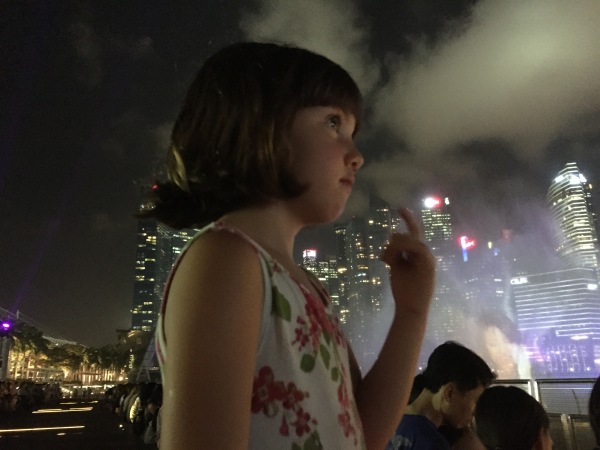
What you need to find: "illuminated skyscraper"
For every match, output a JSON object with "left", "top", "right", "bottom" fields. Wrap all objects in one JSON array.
[
  {"left": 512, "top": 268, "right": 600, "bottom": 340},
  {"left": 334, "top": 223, "right": 349, "bottom": 308},
  {"left": 300, "top": 249, "right": 340, "bottom": 311},
  {"left": 511, "top": 267, "right": 600, "bottom": 376},
  {"left": 366, "top": 195, "right": 393, "bottom": 305},
  {"left": 461, "top": 240, "right": 509, "bottom": 318},
  {"left": 421, "top": 196, "right": 453, "bottom": 251},
  {"left": 343, "top": 217, "right": 371, "bottom": 361},
  {"left": 302, "top": 249, "right": 318, "bottom": 273},
  {"left": 420, "top": 196, "right": 462, "bottom": 349},
  {"left": 333, "top": 195, "right": 394, "bottom": 369},
  {"left": 547, "top": 162, "right": 600, "bottom": 272},
  {"left": 131, "top": 219, "right": 195, "bottom": 332},
  {"left": 131, "top": 219, "right": 160, "bottom": 331}
]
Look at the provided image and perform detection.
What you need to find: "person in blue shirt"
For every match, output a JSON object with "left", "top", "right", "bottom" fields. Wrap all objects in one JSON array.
[{"left": 387, "top": 341, "right": 495, "bottom": 450}]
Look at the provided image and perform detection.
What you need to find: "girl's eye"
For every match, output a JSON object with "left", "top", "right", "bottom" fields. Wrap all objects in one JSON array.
[{"left": 328, "top": 115, "right": 341, "bottom": 130}]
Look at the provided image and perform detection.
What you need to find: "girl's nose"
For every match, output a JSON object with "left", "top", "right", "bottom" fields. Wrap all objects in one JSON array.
[{"left": 349, "top": 146, "right": 364, "bottom": 172}]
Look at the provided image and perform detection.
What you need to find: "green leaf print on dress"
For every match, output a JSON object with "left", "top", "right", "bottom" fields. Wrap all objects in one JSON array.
[
  {"left": 300, "top": 353, "right": 316, "bottom": 372},
  {"left": 272, "top": 286, "right": 292, "bottom": 321},
  {"left": 319, "top": 344, "right": 330, "bottom": 369}
]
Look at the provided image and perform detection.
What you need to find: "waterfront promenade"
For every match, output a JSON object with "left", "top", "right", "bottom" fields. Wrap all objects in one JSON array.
[
  {"left": 0, "top": 379, "right": 598, "bottom": 449},
  {"left": 0, "top": 397, "right": 148, "bottom": 449}
]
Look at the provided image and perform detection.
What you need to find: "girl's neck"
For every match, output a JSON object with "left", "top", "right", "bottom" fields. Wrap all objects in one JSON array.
[{"left": 219, "top": 203, "right": 300, "bottom": 268}]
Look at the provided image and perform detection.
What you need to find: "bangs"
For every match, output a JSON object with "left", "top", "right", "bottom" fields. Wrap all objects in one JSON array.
[{"left": 285, "top": 53, "right": 363, "bottom": 131}]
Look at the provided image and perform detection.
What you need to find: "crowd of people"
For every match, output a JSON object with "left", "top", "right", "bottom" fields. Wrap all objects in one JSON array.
[
  {"left": 0, "top": 380, "right": 62, "bottom": 414},
  {"left": 99, "top": 344, "right": 600, "bottom": 449},
  {"left": 104, "top": 381, "right": 163, "bottom": 447}
]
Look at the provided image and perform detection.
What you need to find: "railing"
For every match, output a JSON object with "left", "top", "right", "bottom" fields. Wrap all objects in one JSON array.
[{"left": 494, "top": 378, "right": 597, "bottom": 450}]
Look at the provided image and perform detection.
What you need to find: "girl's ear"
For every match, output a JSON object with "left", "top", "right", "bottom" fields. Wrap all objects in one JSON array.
[{"left": 532, "top": 428, "right": 551, "bottom": 450}]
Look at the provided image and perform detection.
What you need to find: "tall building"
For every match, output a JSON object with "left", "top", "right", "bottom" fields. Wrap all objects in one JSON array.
[
  {"left": 511, "top": 267, "right": 600, "bottom": 376},
  {"left": 365, "top": 195, "right": 393, "bottom": 310},
  {"left": 302, "top": 249, "right": 318, "bottom": 273},
  {"left": 547, "top": 162, "right": 600, "bottom": 272},
  {"left": 512, "top": 268, "right": 600, "bottom": 341},
  {"left": 332, "top": 195, "right": 394, "bottom": 370},
  {"left": 300, "top": 249, "right": 340, "bottom": 311},
  {"left": 421, "top": 196, "right": 453, "bottom": 248},
  {"left": 460, "top": 240, "right": 509, "bottom": 319},
  {"left": 334, "top": 223, "right": 349, "bottom": 315},
  {"left": 343, "top": 217, "right": 371, "bottom": 363},
  {"left": 131, "top": 219, "right": 195, "bottom": 332},
  {"left": 420, "top": 196, "right": 462, "bottom": 349},
  {"left": 131, "top": 219, "right": 160, "bottom": 331}
]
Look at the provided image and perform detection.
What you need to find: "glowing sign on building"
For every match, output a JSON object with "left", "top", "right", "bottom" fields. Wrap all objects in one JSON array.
[
  {"left": 303, "top": 249, "right": 317, "bottom": 259},
  {"left": 510, "top": 276, "right": 529, "bottom": 285},
  {"left": 458, "top": 235, "right": 476, "bottom": 262},
  {"left": 459, "top": 236, "right": 476, "bottom": 250}
]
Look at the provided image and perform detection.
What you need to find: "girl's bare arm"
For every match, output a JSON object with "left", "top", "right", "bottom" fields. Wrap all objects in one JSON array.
[
  {"left": 161, "top": 231, "right": 264, "bottom": 449},
  {"left": 354, "top": 208, "right": 436, "bottom": 449}
]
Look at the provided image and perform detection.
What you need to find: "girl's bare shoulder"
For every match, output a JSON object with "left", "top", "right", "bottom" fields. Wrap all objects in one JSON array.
[{"left": 179, "top": 227, "right": 261, "bottom": 273}]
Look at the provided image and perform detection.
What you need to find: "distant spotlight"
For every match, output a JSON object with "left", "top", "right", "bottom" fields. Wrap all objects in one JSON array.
[{"left": 423, "top": 197, "right": 442, "bottom": 209}]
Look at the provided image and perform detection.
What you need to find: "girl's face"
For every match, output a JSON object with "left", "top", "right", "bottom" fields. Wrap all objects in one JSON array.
[{"left": 286, "top": 106, "right": 363, "bottom": 225}]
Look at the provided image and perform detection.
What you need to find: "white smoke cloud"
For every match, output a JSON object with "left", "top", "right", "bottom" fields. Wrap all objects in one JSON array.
[
  {"left": 375, "top": 0, "right": 600, "bottom": 159},
  {"left": 239, "top": 0, "right": 380, "bottom": 94},
  {"left": 241, "top": 0, "right": 600, "bottom": 161},
  {"left": 239, "top": 0, "right": 600, "bottom": 216}
]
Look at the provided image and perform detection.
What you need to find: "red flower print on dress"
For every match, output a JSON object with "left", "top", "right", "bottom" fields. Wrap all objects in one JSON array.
[
  {"left": 282, "top": 382, "right": 306, "bottom": 410},
  {"left": 279, "top": 415, "right": 289, "bottom": 436},
  {"left": 338, "top": 410, "right": 357, "bottom": 442},
  {"left": 292, "top": 407, "right": 316, "bottom": 437},
  {"left": 251, "top": 367, "right": 318, "bottom": 442},
  {"left": 336, "top": 367, "right": 358, "bottom": 443},
  {"left": 293, "top": 287, "right": 338, "bottom": 355},
  {"left": 252, "top": 366, "right": 285, "bottom": 417},
  {"left": 303, "top": 292, "right": 324, "bottom": 351},
  {"left": 293, "top": 317, "right": 311, "bottom": 351}
]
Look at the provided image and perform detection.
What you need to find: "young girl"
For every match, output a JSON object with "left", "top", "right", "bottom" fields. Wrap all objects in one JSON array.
[{"left": 142, "top": 42, "right": 435, "bottom": 449}]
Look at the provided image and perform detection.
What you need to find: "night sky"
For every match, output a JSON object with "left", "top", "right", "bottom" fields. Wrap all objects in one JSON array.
[{"left": 2, "top": 0, "right": 600, "bottom": 347}]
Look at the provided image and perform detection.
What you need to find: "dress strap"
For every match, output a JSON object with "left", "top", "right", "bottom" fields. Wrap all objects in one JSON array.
[{"left": 212, "top": 221, "right": 278, "bottom": 263}]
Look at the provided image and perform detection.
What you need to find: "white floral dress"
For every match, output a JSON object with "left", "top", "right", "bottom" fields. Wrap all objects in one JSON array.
[{"left": 156, "top": 222, "right": 366, "bottom": 449}]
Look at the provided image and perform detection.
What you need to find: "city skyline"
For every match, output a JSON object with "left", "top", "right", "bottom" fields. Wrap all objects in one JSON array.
[
  {"left": 300, "top": 165, "right": 600, "bottom": 377},
  {"left": 131, "top": 159, "right": 600, "bottom": 378},
  {"left": 2, "top": 0, "right": 600, "bottom": 346}
]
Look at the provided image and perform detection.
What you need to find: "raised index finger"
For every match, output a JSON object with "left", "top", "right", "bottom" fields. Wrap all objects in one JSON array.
[{"left": 398, "top": 207, "right": 424, "bottom": 240}]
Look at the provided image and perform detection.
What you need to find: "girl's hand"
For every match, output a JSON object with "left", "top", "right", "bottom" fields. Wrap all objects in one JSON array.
[{"left": 380, "top": 207, "right": 436, "bottom": 316}]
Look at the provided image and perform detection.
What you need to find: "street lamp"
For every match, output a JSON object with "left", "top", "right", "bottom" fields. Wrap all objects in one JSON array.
[
  {"left": 0, "top": 320, "right": 13, "bottom": 337},
  {"left": 0, "top": 319, "right": 13, "bottom": 380}
]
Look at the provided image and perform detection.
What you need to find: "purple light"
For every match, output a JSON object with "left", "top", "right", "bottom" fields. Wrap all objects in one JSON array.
[{"left": 1, "top": 321, "right": 11, "bottom": 330}]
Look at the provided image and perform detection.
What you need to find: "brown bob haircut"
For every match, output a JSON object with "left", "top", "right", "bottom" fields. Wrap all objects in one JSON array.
[{"left": 141, "top": 42, "right": 362, "bottom": 229}]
